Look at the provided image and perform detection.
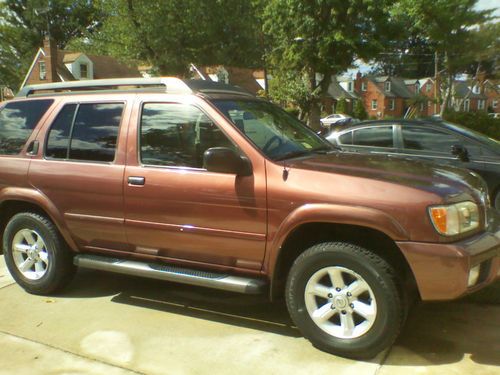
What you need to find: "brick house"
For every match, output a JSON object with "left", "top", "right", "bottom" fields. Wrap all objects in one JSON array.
[
  {"left": 483, "top": 80, "right": 499, "bottom": 114},
  {"left": 21, "top": 38, "right": 140, "bottom": 88},
  {"left": 190, "top": 65, "right": 264, "bottom": 95}
]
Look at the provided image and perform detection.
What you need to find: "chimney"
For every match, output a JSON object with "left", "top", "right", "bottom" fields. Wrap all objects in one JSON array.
[
  {"left": 354, "top": 71, "right": 362, "bottom": 92},
  {"left": 42, "top": 37, "right": 59, "bottom": 82}
]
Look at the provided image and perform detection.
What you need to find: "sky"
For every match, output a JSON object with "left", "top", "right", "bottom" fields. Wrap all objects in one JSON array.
[{"left": 477, "top": 0, "right": 500, "bottom": 17}]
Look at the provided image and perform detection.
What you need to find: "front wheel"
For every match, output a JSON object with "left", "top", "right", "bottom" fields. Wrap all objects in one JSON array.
[
  {"left": 286, "top": 242, "right": 405, "bottom": 359},
  {"left": 3, "top": 212, "right": 75, "bottom": 295}
]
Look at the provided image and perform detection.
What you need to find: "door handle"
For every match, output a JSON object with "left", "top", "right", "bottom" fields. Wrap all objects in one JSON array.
[{"left": 128, "top": 176, "right": 145, "bottom": 186}]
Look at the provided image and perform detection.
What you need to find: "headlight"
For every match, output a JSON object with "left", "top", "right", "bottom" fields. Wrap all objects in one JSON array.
[{"left": 429, "top": 201, "right": 480, "bottom": 236}]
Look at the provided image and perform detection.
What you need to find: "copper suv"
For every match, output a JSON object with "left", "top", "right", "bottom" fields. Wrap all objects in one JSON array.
[{"left": 1, "top": 78, "right": 499, "bottom": 359}]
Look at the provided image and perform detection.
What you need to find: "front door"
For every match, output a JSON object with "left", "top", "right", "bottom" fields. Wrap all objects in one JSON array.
[{"left": 124, "top": 101, "right": 267, "bottom": 271}]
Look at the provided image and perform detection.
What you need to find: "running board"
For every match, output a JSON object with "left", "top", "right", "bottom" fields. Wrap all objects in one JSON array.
[{"left": 74, "top": 254, "right": 267, "bottom": 294}]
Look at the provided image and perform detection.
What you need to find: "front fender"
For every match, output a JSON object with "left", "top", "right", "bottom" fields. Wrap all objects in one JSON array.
[
  {"left": 0, "top": 187, "right": 78, "bottom": 251},
  {"left": 265, "top": 203, "right": 408, "bottom": 277}
]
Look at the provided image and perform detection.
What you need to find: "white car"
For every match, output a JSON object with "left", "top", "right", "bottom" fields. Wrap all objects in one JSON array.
[{"left": 320, "top": 113, "right": 351, "bottom": 126}]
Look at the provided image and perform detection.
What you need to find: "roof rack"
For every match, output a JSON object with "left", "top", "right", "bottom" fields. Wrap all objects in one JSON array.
[
  {"left": 16, "top": 77, "right": 255, "bottom": 98},
  {"left": 16, "top": 77, "right": 192, "bottom": 98}
]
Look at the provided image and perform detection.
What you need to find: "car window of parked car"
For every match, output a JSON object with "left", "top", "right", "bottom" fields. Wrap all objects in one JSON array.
[
  {"left": 140, "top": 103, "right": 235, "bottom": 169},
  {"left": 45, "top": 102, "right": 124, "bottom": 162},
  {"left": 351, "top": 126, "right": 393, "bottom": 147},
  {"left": 402, "top": 126, "right": 462, "bottom": 154},
  {"left": 0, "top": 99, "right": 53, "bottom": 155}
]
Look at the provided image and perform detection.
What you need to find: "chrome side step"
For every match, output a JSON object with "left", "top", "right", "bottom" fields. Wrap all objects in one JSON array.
[{"left": 74, "top": 254, "right": 267, "bottom": 294}]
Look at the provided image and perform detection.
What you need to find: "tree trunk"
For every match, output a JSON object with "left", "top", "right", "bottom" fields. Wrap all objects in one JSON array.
[{"left": 440, "top": 73, "right": 453, "bottom": 117}]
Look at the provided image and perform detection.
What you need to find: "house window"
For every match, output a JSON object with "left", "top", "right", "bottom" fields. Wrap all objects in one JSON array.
[
  {"left": 478, "top": 100, "right": 485, "bottom": 110},
  {"left": 463, "top": 99, "right": 470, "bottom": 112},
  {"left": 493, "top": 100, "right": 498, "bottom": 109},
  {"left": 384, "top": 81, "right": 391, "bottom": 92},
  {"left": 347, "top": 82, "right": 353, "bottom": 92},
  {"left": 39, "top": 61, "right": 46, "bottom": 80},
  {"left": 472, "top": 85, "right": 480, "bottom": 94},
  {"left": 426, "top": 83, "right": 432, "bottom": 92},
  {"left": 389, "top": 99, "right": 395, "bottom": 111},
  {"left": 361, "top": 82, "right": 367, "bottom": 91},
  {"left": 80, "top": 64, "right": 88, "bottom": 79},
  {"left": 371, "top": 99, "right": 378, "bottom": 110}
]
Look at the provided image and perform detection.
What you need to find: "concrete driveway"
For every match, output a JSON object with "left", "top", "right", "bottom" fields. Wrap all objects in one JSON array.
[{"left": 0, "top": 254, "right": 499, "bottom": 375}]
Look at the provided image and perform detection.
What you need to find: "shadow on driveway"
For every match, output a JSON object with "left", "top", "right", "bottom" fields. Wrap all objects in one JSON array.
[{"left": 61, "top": 268, "right": 500, "bottom": 366}]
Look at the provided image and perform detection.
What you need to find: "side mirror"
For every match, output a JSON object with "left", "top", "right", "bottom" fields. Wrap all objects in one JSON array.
[
  {"left": 451, "top": 144, "right": 469, "bottom": 162},
  {"left": 203, "top": 147, "right": 253, "bottom": 176}
]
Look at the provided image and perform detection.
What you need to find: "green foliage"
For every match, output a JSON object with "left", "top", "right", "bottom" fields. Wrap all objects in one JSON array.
[
  {"left": 0, "top": 0, "right": 102, "bottom": 89},
  {"left": 262, "top": 0, "right": 395, "bottom": 129},
  {"left": 443, "top": 111, "right": 500, "bottom": 140},
  {"left": 71, "top": 0, "right": 263, "bottom": 76},
  {"left": 353, "top": 100, "right": 368, "bottom": 120},
  {"left": 335, "top": 98, "right": 348, "bottom": 115}
]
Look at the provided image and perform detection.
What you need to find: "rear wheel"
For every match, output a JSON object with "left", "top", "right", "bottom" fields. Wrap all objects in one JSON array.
[
  {"left": 286, "top": 242, "right": 405, "bottom": 359},
  {"left": 3, "top": 212, "right": 75, "bottom": 295}
]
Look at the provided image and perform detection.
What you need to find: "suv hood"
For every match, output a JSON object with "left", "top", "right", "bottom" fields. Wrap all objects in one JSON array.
[{"left": 284, "top": 151, "right": 487, "bottom": 202}]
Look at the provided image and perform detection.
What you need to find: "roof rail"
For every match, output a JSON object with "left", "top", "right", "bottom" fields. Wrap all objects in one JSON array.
[{"left": 16, "top": 77, "right": 192, "bottom": 98}]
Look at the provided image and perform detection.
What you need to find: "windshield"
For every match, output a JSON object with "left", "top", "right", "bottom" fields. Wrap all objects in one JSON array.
[
  {"left": 443, "top": 121, "right": 500, "bottom": 152},
  {"left": 211, "top": 99, "right": 333, "bottom": 160}
]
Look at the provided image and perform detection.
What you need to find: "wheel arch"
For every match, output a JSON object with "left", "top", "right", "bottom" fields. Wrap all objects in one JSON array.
[
  {"left": 0, "top": 188, "right": 78, "bottom": 254},
  {"left": 268, "top": 218, "right": 417, "bottom": 301}
]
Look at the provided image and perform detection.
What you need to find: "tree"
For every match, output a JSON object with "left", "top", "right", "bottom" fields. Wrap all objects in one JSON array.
[
  {"left": 70, "top": 0, "right": 263, "bottom": 77},
  {"left": 392, "top": 0, "right": 494, "bottom": 116},
  {"left": 336, "top": 98, "right": 348, "bottom": 115},
  {"left": 353, "top": 100, "right": 368, "bottom": 120},
  {"left": 263, "top": 0, "right": 396, "bottom": 130},
  {"left": 0, "top": 0, "right": 102, "bottom": 90}
]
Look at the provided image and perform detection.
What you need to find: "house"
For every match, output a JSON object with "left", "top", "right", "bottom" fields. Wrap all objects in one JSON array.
[
  {"left": 0, "top": 86, "right": 14, "bottom": 102},
  {"left": 21, "top": 37, "right": 141, "bottom": 88},
  {"left": 322, "top": 77, "right": 359, "bottom": 114},
  {"left": 483, "top": 80, "right": 499, "bottom": 114},
  {"left": 190, "top": 65, "right": 264, "bottom": 95}
]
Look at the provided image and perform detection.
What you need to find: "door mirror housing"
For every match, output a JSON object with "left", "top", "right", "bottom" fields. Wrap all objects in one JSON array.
[
  {"left": 451, "top": 144, "right": 469, "bottom": 162},
  {"left": 203, "top": 147, "right": 253, "bottom": 176}
]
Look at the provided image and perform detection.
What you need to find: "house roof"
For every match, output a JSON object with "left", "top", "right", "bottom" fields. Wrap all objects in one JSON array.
[
  {"left": 453, "top": 80, "right": 487, "bottom": 99},
  {"left": 328, "top": 79, "right": 358, "bottom": 100}
]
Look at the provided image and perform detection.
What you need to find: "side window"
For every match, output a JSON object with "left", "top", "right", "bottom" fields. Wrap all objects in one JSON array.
[
  {"left": 402, "top": 127, "right": 461, "bottom": 153},
  {"left": 0, "top": 99, "right": 53, "bottom": 155},
  {"left": 45, "top": 102, "right": 124, "bottom": 162},
  {"left": 352, "top": 126, "right": 393, "bottom": 147},
  {"left": 140, "top": 103, "right": 235, "bottom": 168},
  {"left": 338, "top": 132, "right": 353, "bottom": 145}
]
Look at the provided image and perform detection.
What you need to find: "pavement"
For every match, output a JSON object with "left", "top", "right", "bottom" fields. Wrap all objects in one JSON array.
[{"left": 0, "top": 254, "right": 499, "bottom": 375}]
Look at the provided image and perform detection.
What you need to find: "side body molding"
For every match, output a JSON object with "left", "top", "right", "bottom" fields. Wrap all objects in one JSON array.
[
  {"left": 266, "top": 203, "right": 409, "bottom": 276},
  {"left": 0, "top": 187, "right": 79, "bottom": 252}
]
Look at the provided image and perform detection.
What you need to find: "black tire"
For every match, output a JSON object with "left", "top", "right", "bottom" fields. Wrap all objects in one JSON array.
[
  {"left": 286, "top": 242, "right": 405, "bottom": 359},
  {"left": 3, "top": 212, "right": 75, "bottom": 295}
]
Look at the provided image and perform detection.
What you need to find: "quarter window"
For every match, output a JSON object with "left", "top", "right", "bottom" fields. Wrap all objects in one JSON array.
[
  {"left": 352, "top": 126, "right": 393, "bottom": 147},
  {"left": 402, "top": 127, "right": 461, "bottom": 153},
  {"left": 46, "top": 102, "right": 124, "bottom": 162},
  {"left": 0, "top": 99, "right": 53, "bottom": 155},
  {"left": 140, "top": 103, "right": 235, "bottom": 168}
]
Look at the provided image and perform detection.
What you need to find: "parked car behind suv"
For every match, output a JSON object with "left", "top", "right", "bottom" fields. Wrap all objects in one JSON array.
[
  {"left": 326, "top": 119, "right": 500, "bottom": 209},
  {"left": 0, "top": 78, "right": 499, "bottom": 360}
]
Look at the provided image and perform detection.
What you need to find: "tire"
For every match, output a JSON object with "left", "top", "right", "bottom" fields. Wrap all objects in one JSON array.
[
  {"left": 3, "top": 212, "right": 75, "bottom": 295},
  {"left": 286, "top": 242, "right": 405, "bottom": 359}
]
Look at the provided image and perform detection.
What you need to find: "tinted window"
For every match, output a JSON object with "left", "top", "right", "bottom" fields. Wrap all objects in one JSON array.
[
  {"left": 338, "top": 132, "right": 353, "bottom": 145},
  {"left": 402, "top": 127, "right": 461, "bottom": 153},
  {"left": 352, "top": 126, "right": 393, "bottom": 147},
  {"left": 141, "top": 103, "right": 234, "bottom": 168},
  {"left": 46, "top": 104, "right": 77, "bottom": 158},
  {"left": 45, "top": 103, "right": 123, "bottom": 162},
  {"left": 0, "top": 99, "right": 53, "bottom": 155}
]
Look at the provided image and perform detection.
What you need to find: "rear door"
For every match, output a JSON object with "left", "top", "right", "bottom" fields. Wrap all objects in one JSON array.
[{"left": 28, "top": 98, "right": 132, "bottom": 253}]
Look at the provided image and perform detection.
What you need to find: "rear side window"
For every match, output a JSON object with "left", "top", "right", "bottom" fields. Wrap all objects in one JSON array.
[
  {"left": 46, "top": 103, "right": 124, "bottom": 162},
  {"left": 402, "top": 127, "right": 461, "bottom": 153},
  {"left": 0, "top": 99, "right": 53, "bottom": 155},
  {"left": 352, "top": 126, "right": 393, "bottom": 147}
]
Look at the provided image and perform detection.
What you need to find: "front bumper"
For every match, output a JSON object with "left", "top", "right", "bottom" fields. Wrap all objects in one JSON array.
[{"left": 396, "top": 218, "right": 500, "bottom": 301}]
